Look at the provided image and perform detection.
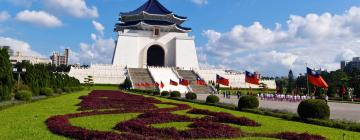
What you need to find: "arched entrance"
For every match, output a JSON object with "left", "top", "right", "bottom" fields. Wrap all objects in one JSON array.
[{"left": 147, "top": 45, "right": 165, "bottom": 67}]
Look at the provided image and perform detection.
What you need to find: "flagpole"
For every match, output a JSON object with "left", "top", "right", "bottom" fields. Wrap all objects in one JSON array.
[{"left": 306, "top": 63, "right": 310, "bottom": 96}]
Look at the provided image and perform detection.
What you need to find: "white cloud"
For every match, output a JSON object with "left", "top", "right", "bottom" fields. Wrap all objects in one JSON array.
[
  {"left": 70, "top": 22, "right": 114, "bottom": 64},
  {"left": 0, "top": 36, "right": 43, "bottom": 57},
  {"left": 70, "top": 36, "right": 115, "bottom": 64},
  {"left": 15, "top": 10, "right": 63, "bottom": 28},
  {"left": 199, "top": 6, "right": 360, "bottom": 76},
  {"left": 191, "top": 0, "right": 208, "bottom": 5},
  {"left": 43, "top": 0, "right": 98, "bottom": 18},
  {"left": 0, "top": 11, "right": 11, "bottom": 22},
  {"left": 92, "top": 20, "right": 104, "bottom": 35}
]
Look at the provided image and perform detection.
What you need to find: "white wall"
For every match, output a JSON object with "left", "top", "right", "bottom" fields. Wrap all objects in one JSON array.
[
  {"left": 175, "top": 37, "right": 199, "bottom": 70},
  {"left": 68, "top": 65, "right": 127, "bottom": 84},
  {"left": 112, "top": 30, "right": 199, "bottom": 69}
]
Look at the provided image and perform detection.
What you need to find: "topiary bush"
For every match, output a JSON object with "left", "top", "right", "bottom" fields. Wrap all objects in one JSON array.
[
  {"left": 297, "top": 99, "right": 330, "bottom": 120},
  {"left": 55, "top": 88, "right": 63, "bottom": 94},
  {"left": 40, "top": 88, "right": 54, "bottom": 96},
  {"left": 170, "top": 91, "right": 181, "bottom": 98},
  {"left": 185, "top": 92, "right": 197, "bottom": 100},
  {"left": 206, "top": 95, "right": 219, "bottom": 104},
  {"left": 161, "top": 91, "right": 170, "bottom": 97},
  {"left": 152, "top": 91, "right": 160, "bottom": 96},
  {"left": 238, "top": 95, "right": 259, "bottom": 110},
  {"left": 15, "top": 90, "right": 32, "bottom": 101},
  {"left": 63, "top": 87, "right": 72, "bottom": 93}
]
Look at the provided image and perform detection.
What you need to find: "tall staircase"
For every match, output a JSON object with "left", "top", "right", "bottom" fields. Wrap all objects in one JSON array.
[
  {"left": 128, "top": 68, "right": 157, "bottom": 91},
  {"left": 177, "top": 70, "right": 212, "bottom": 94}
]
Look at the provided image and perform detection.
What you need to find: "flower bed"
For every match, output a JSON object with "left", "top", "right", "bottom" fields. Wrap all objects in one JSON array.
[{"left": 46, "top": 90, "right": 326, "bottom": 140}]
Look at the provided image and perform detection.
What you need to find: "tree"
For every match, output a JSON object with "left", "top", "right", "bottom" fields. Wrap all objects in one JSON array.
[
  {"left": 120, "top": 77, "right": 132, "bottom": 89},
  {"left": 287, "top": 70, "right": 295, "bottom": 94},
  {"left": 0, "top": 48, "right": 15, "bottom": 101},
  {"left": 84, "top": 76, "right": 94, "bottom": 89}
]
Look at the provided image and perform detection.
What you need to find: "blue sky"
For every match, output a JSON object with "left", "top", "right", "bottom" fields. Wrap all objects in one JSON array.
[{"left": 1, "top": 0, "right": 360, "bottom": 76}]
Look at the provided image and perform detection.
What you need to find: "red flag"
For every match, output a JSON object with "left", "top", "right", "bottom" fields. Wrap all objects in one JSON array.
[
  {"left": 307, "top": 67, "right": 328, "bottom": 88},
  {"left": 341, "top": 85, "right": 347, "bottom": 95},
  {"left": 154, "top": 82, "right": 159, "bottom": 87},
  {"left": 144, "top": 83, "right": 151, "bottom": 87},
  {"left": 160, "top": 81, "right": 164, "bottom": 89},
  {"left": 216, "top": 74, "right": 229, "bottom": 86},
  {"left": 196, "top": 77, "right": 207, "bottom": 86},
  {"left": 179, "top": 78, "right": 190, "bottom": 86},
  {"left": 245, "top": 71, "right": 260, "bottom": 85},
  {"left": 170, "top": 80, "right": 178, "bottom": 86},
  {"left": 135, "top": 83, "right": 140, "bottom": 87}
]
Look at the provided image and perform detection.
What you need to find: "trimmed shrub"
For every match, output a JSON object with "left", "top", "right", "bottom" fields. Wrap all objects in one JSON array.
[
  {"left": 238, "top": 96, "right": 259, "bottom": 110},
  {"left": 206, "top": 95, "right": 219, "bottom": 104},
  {"left": 297, "top": 99, "right": 330, "bottom": 120},
  {"left": 161, "top": 91, "right": 170, "bottom": 97},
  {"left": 185, "top": 92, "right": 197, "bottom": 100},
  {"left": 55, "top": 88, "right": 63, "bottom": 94},
  {"left": 15, "top": 90, "right": 32, "bottom": 101},
  {"left": 63, "top": 87, "right": 72, "bottom": 93},
  {"left": 170, "top": 91, "right": 181, "bottom": 98},
  {"left": 40, "top": 88, "right": 54, "bottom": 96},
  {"left": 152, "top": 91, "right": 160, "bottom": 96}
]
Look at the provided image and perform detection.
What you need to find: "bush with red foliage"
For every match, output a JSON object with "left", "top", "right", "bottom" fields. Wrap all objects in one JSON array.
[
  {"left": 46, "top": 90, "right": 326, "bottom": 140},
  {"left": 188, "top": 109, "right": 260, "bottom": 126}
]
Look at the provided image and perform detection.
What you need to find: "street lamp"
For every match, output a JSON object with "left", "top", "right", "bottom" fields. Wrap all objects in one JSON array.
[{"left": 13, "top": 67, "right": 26, "bottom": 90}]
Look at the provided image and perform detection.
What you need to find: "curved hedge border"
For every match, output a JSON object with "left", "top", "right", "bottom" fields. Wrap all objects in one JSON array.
[
  {"left": 129, "top": 89, "right": 360, "bottom": 133},
  {"left": 46, "top": 90, "right": 325, "bottom": 140}
]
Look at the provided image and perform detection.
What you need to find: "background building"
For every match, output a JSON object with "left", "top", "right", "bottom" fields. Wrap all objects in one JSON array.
[
  {"left": 1, "top": 45, "right": 51, "bottom": 65},
  {"left": 51, "top": 49, "right": 69, "bottom": 66},
  {"left": 10, "top": 51, "right": 51, "bottom": 65},
  {"left": 341, "top": 57, "right": 360, "bottom": 70}
]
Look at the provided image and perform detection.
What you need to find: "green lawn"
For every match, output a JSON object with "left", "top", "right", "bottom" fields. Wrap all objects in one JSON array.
[{"left": 0, "top": 86, "right": 359, "bottom": 140}]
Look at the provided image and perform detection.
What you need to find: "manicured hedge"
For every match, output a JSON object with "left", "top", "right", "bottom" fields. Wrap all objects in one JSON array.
[
  {"left": 40, "top": 88, "right": 54, "bottom": 96},
  {"left": 206, "top": 95, "right": 219, "bottom": 104},
  {"left": 185, "top": 92, "right": 197, "bottom": 100},
  {"left": 170, "top": 91, "right": 181, "bottom": 98},
  {"left": 129, "top": 89, "right": 360, "bottom": 133},
  {"left": 15, "top": 90, "right": 32, "bottom": 101},
  {"left": 47, "top": 90, "right": 325, "bottom": 140},
  {"left": 161, "top": 91, "right": 170, "bottom": 97},
  {"left": 152, "top": 91, "right": 160, "bottom": 96},
  {"left": 298, "top": 99, "right": 330, "bottom": 120},
  {"left": 238, "top": 96, "right": 259, "bottom": 110}
]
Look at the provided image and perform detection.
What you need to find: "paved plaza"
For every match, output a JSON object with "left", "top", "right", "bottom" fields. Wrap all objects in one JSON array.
[{"left": 196, "top": 94, "right": 360, "bottom": 122}]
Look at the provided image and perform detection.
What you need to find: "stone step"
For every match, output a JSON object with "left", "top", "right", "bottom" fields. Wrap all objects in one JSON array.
[
  {"left": 177, "top": 70, "right": 212, "bottom": 94},
  {"left": 128, "top": 68, "right": 157, "bottom": 91}
]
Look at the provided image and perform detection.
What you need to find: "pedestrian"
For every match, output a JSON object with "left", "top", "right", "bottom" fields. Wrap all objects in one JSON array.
[
  {"left": 237, "top": 91, "right": 240, "bottom": 99},
  {"left": 325, "top": 95, "right": 328, "bottom": 104}
]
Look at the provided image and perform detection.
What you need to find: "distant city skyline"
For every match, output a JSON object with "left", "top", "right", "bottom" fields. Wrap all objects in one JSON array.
[{"left": 1, "top": 0, "right": 360, "bottom": 76}]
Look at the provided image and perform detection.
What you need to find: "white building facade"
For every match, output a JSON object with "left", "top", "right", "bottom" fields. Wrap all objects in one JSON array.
[{"left": 111, "top": 0, "right": 199, "bottom": 70}]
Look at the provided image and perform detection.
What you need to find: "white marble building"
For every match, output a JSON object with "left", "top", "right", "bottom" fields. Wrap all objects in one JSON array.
[{"left": 68, "top": 0, "right": 276, "bottom": 90}]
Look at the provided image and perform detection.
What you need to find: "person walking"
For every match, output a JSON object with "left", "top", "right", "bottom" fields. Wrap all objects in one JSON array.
[
  {"left": 237, "top": 91, "right": 241, "bottom": 99},
  {"left": 325, "top": 95, "right": 329, "bottom": 104}
]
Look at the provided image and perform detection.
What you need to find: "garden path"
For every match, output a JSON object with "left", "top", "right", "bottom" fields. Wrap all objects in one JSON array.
[{"left": 195, "top": 94, "right": 360, "bottom": 122}]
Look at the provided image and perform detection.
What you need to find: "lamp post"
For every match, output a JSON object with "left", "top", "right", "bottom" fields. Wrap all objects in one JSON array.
[{"left": 13, "top": 67, "right": 26, "bottom": 91}]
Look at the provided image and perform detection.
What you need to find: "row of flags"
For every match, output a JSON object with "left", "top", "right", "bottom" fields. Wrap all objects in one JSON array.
[
  {"left": 217, "top": 67, "right": 329, "bottom": 89},
  {"left": 135, "top": 67, "right": 329, "bottom": 90},
  {"left": 134, "top": 78, "right": 207, "bottom": 88},
  {"left": 216, "top": 71, "right": 261, "bottom": 86}
]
